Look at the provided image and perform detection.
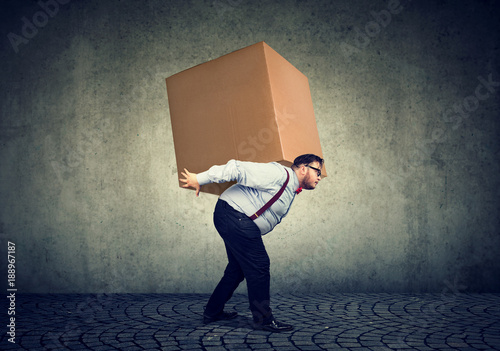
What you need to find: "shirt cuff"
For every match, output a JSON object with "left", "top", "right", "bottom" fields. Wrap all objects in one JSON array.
[{"left": 196, "top": 172, "right": 211, "bottom": 186}]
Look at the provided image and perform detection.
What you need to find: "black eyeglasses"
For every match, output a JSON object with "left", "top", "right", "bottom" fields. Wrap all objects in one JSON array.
[{"left": 306, "top": 165, "right": 321, "bottom": 177}]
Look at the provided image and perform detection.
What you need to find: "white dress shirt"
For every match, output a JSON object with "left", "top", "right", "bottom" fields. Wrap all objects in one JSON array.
[{"left": 196, "top": 160, "right": 299, "bottom": 235}]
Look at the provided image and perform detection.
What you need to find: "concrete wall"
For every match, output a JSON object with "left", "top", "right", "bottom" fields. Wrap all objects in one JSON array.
[{"left": 1, "top": 0, "right": 499, "bottom": 293}]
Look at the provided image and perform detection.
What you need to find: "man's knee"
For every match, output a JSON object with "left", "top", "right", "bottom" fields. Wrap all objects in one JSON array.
[
  {"left": 223, "top": 268, "right": 245, "bottom": 283},
  {"left": 245, "top": 268, "right": 270, "bottom": 283}
]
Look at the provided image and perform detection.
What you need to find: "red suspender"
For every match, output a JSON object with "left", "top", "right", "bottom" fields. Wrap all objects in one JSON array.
[{"left": 250, "top": 169, "right": 290, "bottom": 220}]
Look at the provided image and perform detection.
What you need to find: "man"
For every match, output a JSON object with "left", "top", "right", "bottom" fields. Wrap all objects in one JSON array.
[{"left": 179, "top": 154, "right": 323, "bottom": 332}]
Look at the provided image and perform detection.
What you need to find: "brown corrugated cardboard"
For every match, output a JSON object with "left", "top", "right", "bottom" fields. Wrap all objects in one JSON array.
[{"left": 166, "top": 42, "right": 325, "bottom": 195}]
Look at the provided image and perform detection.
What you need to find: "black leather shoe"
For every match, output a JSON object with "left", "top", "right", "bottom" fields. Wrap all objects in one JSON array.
[
  {"left": 203, "top": 311, "right": 238, "bottom": 324},
  {"left": 253, "top": 319, "right": 294, "bottom": 332}
]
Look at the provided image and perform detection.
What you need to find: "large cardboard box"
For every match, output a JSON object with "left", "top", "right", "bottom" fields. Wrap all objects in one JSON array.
[{"left": 166, "top": 42, "right": 325, "bottom": 195}]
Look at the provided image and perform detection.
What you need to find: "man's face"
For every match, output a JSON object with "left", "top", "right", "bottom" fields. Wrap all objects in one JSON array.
[{"left": 302, "top": 161, "right": 322, "bottom": 190}]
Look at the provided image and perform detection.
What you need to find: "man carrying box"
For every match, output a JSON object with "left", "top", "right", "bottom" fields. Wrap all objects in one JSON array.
[{"left": 179, "top": 154, "right": 324, "bottom": 332}]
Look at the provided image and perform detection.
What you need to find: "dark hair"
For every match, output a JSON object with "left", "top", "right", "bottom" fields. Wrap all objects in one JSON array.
[{"left": 292, "top": 154, "right": 324, "bottom": 168}]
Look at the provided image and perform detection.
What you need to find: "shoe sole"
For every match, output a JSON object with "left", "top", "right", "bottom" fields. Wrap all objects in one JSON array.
[
  {"left": 203, "top": 313, "right": 238, "bottom": 324},
  {"left": 252, "top": 324, "right": 294, "bottom": 332}
]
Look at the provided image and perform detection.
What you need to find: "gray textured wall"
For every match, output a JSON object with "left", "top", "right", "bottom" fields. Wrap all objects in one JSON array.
[{"left": 1, "top": 0, "right": 499, "bottom": 293}]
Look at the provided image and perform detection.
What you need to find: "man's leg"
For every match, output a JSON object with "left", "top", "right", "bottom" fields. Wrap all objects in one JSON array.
[
  {"left": 223, "top": 233, "right": 273, "bottom": 324},
  {"left": 204, "top": 244, "right": 244, "bottom": 317},
  {"left": 210, "top": 200, "right": 273, "bottom": 324},
  {"left": 204, "top": 199, "right": 246, "bottom": 320}
]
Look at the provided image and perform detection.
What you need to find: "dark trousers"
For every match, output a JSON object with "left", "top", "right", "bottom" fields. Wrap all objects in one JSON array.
[{"left": 204, "top": 199, "right": 273, "bottom": 324}]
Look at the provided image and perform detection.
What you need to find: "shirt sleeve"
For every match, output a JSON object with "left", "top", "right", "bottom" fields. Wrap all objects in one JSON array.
[{"left": 196, "top": 159, "right": 283, "bottom": 192}]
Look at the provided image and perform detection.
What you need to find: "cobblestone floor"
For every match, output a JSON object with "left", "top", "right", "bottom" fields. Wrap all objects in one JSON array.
[{"left": 1, "top": 293, "right": 499, "bottom": 350}]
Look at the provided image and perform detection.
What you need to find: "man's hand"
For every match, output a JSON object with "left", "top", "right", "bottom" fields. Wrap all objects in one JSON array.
[{"left": 180, "top": 168, "right": 201, "bottom": 196}]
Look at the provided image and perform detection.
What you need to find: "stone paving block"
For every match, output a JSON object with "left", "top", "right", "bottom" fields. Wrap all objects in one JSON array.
[
  {"left": 224, "top": 339, "right": 247, "bottom": 345},
  {"left": 339, "top": 342, "right": 363, "bottom": 348},
  {"left": 369, "top": 347, "right": 398, "bottom": 351},
  {"left": 159, "top": 346, "right": 181, "bottom": 351},
  {"left": 293, "top": 345, "right": 324, "bottom": 350},
  {"left": 317, "top": 343, "right": 343, "bottom": 350},
  {"left": 204, "top": 346, "right": 229, "bottom": 351},
  {"left": 226, "top": 346, "right": 253, "bottom": 351},
  {"left": 248, "top": 343, "right": 273, "bottom": 349},
  {"left": 136, "top": 340, "right": 161, "bottom": 347},
  {"left": 272, "top": 347, "right": 301, "bottom": 351},
  {"left": 471, "top": 344, "right": 497, "bottom": 350},
  {"left": 360, "top": 340, "right": 385, "bottom": 347}
]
